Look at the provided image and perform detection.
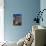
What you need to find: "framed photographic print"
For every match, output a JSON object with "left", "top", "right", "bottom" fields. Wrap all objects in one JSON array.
[{"left": 13, "top": 14, "right": 22, "bottom": 26}]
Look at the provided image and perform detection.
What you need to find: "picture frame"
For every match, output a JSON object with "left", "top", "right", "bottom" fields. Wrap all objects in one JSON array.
[{"left": 13, "top": 14, "right": 22, "bottom": 26}]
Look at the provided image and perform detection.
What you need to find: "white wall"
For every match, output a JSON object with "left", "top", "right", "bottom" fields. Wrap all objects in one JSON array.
[{"left": 0, "top": 0, "right": 4, "bottom": 42}]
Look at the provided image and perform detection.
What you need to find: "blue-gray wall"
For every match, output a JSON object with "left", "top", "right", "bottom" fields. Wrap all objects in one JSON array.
[{"left": 4, "top": 0, "right": 40, "bottom": 42}]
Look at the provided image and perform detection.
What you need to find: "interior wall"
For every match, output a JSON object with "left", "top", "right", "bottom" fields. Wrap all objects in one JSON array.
[
  {"left": 40, "top": 0, "right": 46, "bottom": 27},
  {"left": 4, "top": 0, "right": 40, "bottom": 42}
]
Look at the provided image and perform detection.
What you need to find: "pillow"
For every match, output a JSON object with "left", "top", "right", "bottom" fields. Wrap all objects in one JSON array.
[
  {"left": 17, "top": 37, "right": 25, "bottom": 46},
  {"left": 4, "top": 41, "right": 17, "bottom": 46}
]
